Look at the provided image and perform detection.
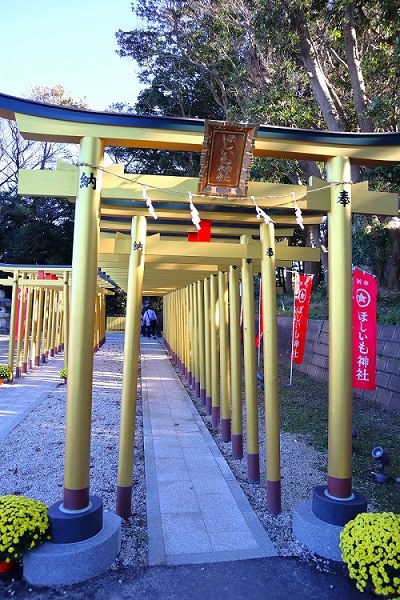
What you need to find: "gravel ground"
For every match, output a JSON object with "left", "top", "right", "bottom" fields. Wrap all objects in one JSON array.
[
  {"left": 180, "top": 371, "right": 328, "bottom": 562},
  {"left": 0, "top": 334, "right": 335, "bottom": 596}
]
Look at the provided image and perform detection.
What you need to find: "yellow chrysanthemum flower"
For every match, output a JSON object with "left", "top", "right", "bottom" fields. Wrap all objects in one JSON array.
[
  {"left": 340, "top": 512, "right": 400, "bottom": 597},
  {"left": 0, "top": 495, "right": 50, "bottom": 563}
]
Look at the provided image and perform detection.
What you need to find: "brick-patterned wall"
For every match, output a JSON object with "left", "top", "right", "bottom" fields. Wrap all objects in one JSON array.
[{"left": 277, "top": 317, "right": 400, "bottom": 413}]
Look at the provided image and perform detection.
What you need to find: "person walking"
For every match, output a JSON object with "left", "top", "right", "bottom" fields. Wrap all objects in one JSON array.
[
  {"left": 140, "top": 311, "right": 146, "bottom": 336},
  {"left": 143, "top": 305, "right": 158, "bottom": 338}
]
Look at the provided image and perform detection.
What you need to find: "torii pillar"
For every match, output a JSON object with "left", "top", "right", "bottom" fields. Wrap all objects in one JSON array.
[
  {"left": 47, "top": 137, "right": 111, "bottom": 541},
  {"left": 293, "top": 156, "right": 367, "bottom": 559},
  {"left": 312, "top": 156, "right": 367, "bottom": 519},
  {"left": 116, "top": 215, "right": 147, "bottom": 518}
]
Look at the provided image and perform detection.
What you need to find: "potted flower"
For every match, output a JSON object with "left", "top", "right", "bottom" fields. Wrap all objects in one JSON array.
[
  {"left": 0, "top": 365, "right": 12, "bottom": 383},
  {"left": 59, "top": 367, "right": 68, "bottom": 383},
  {"left": 0, "top": 495, "right": 51, "bottom": 572},
  {"left": 340, "top": 512, "right": 400, "bottom": 597}
]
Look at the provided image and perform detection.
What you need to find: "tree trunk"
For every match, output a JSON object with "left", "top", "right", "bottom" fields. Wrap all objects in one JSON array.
[
  {"left": 304, "top": 225, "right": 322, "bottom": 289},
  {"left": 343, "top": 5, "right": 374, "bottom": 133},
  {"left": 293, "top": 13, "right": 347, "bottom": 132},
  {"left": 299, "top": 160, "right": 323, "bottom": 180}
]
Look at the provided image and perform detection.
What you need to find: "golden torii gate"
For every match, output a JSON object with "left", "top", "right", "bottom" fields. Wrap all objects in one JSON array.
[
  {"left": 18, "top": 162, "right": 327, "bottom": 511},
  {"left": 0, "top": 93, "right": 398, "bottom": 564}
]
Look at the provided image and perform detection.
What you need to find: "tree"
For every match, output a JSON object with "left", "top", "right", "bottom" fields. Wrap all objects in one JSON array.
[
  {"left": 116, "top": 1, "right": 245, "bottom": 117},
  {"left": 115, "top": 0, "right": 400, "bottom": 289},
  {"left": 0, "top": 85, "right": 88, "bottom": 192},
  {"left": 0, "top": 191, "right": 74, "bottom": 264},
  {"left": 0, "top": 86, "right": 88, "bottom": 266},
  {"left": 107, "top": 36, "right": 226, "bottom": 176}
]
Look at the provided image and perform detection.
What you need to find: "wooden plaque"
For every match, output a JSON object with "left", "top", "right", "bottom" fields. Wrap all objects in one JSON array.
[{"left": 198, "top": 120, "right": 259, "bottom": 197}]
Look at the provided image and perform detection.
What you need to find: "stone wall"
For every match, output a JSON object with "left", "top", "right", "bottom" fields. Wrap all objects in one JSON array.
[{"left": 277, "top": 317, "right": 400, "bottom": 413}]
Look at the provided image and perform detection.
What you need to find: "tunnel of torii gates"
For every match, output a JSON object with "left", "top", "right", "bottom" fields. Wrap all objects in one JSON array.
[{"left": 0, "top": 93, "right": 399, "bottom": 538}]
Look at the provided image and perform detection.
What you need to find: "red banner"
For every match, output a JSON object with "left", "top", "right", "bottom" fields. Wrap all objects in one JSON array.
[
  {"left": 292, "top": 273, "right": 313, "bottom": 364},
  {"left": 352, "top": 269, "right": 377, "bottom": 390}
]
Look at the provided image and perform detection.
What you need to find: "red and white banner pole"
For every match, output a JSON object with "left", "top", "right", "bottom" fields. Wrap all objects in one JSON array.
[{"left": 290, "top": 272, "right": 313, "bottom": 384}]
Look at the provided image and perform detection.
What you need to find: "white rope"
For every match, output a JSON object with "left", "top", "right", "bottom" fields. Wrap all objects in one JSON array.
[
  {"left": 76, "top": 162, "right": 351, "bottom": 206},
  {"left": 292, "top": 192, "right": 304, "bottom": 230},
  {"left": 251, "top": 196, "right": 275, "bottom": 225},
  {"left": 75, "top": 162, "right": 357, "bottom": 231},
  {"left": 188, "top": 191, "right": 201, "bottom": 230},
  {"left": 142, "top": 185, "right": 158, "bottom": 220}
]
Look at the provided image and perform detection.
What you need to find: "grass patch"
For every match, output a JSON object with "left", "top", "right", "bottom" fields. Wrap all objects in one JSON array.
[
  {"left": 276, "top": 287, "right": 400, "bottom": 325},
  {"left": 277, "top": 364, "right": 400, "bottom": 513},
  {"left": 279, "top": 366, "right": 328, "bottom": 453}
]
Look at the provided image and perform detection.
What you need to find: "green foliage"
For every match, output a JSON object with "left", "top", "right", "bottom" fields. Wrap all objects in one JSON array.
[
  {"left": 352, "top": 218, "right": 392, "bottom": 286},
  {"left": 118, "top": 0, "right": 400, "bottom": 132},
  {"left": 363, "top": 164, "right": 400, "bottom": 194},
  {"left": 250, "top": 157, "right": 306, "bottom": 184},
  {"left": 276, "top": 285, "right": 400, "bottom": 324},
  {"left": 116, "top": 0, "right": 240, "bottom": 117},
  {"left": 106, "top": 101, "right": 203, "bottom": 177},
  {"left": 133, "top": 72, "right": 223, "bottom": 120},
  {"left": 0, "top": 191, "right": 74, "bottom": 264},
  {"left": 107, "top": 145, "right": 201, "bottom": 178},
  {"left": 117, "top": 1, "right": 400, "bottom": 150},
  {"left": 105, "top": 288, "right": 127, "bottom": 315},
  {"left": 376, "top": 289, "right": 400, "bottom": 325},
  {"left": 151, "top": 297, "right": 163, "bottom": 315},
  {"left": 142, "top": 296, "right": 163, "bottom": 315},
  {"left": 113, "top": 0, "right": 400, "bottom": 294},
  {"left": 276, "top": 287, "right": 329, "bottom": 320}
]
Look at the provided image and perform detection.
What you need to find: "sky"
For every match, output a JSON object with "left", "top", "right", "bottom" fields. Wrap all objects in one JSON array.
[{"left": 0, "top": 0, "right": 144, "bottom": 111}]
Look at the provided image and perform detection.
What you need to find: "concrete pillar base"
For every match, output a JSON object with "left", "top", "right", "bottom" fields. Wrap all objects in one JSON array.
[
  {"left": 293, "top": 500, "right": 343, "bottom": 561},
  {"left": 23, "top": 512, "right": 121, "bottom": 586}
]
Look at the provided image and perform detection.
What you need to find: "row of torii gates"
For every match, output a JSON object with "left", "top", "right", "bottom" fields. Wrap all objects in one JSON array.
[
  {"left": 0, "top": 92, "right": 399, "bottom": 547},
  {"left": 0, "top": 267, "right": 110, "bottom": 378}
]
